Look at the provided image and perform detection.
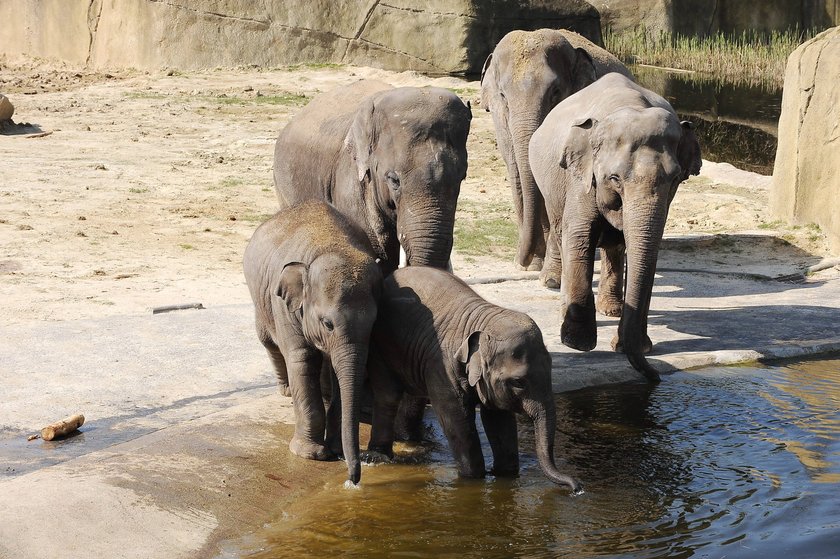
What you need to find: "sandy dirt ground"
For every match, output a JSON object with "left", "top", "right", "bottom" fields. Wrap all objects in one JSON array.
[{"left": 1, "top": 56, "right": 836, "bottom": 325}]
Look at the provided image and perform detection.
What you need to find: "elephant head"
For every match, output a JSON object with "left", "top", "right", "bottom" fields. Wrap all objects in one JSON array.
[
  {"left": 344, "top": 87, "right": 471, "bottom": 272},
  {"left": 559, "top": 107, "right": 702, "bottom": 379},
  {"left": 480, "top": 29, "right": 600, "bottom": 269},
  {"left": 456, "top": 318, "right": 581, "bottom": 492},
  {"left": 276, "top": 254, "right": 382, "bottom": 483}
]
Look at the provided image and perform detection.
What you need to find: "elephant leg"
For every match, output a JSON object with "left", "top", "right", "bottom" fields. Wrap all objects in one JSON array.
[
  {"left": 611, "top": 320, "right": 653, "bottom": 354},
  {"left": 366, "top": 353, "right": 402, "bottom": 458},
  {"left": 596, "top": 245, "right": 624, "bottom": 317},
  {"left": 560, "top": 226, "right": 598, "bottom": 352},
  {"left": 394, "top": 394, "right": 428, "bottom": 442},
  {"left": 287, "top": 348, "right": 333, "bottom": 461},
  {"left": 540, "top": 226, "right": 563, "bottom": 289},
  {"left": 258, "top": 327, "right": 291, "bottom": 397},
  {"left": 480, "top": 407, "right": 519, "bottom": 476},
  {"left": 429, "top": 387, "right": 485, "bottom": 478}
]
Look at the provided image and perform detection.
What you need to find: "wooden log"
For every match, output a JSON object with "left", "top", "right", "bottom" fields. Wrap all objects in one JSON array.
[{"left": 40, "top": 414, "right": 85, "bottom": 441}]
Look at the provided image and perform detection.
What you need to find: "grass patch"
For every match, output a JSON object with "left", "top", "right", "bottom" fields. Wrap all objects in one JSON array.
[
  {"left": 283, "top": 62, "right": 345, "bottom": 71},
  {"left": 604, "top": 27, "right": 816, "bottom": 88},
  {"left": 128, "top": 187, "right": 148, "bottom": 194},
  {"left": 447, "top": 86, "right": 478, "bottom": 98},
  {"left": 454, "top": 200, "right": 517, "bottom": 258},
  {"left": 209, "top": 92, "right": 308, "bottom": 107},
  {"left": 179, "top": 243, "right": 195, "bottom": 250},
  {"left": 758, "top": 219, "right": 784, "bottom": 230}
]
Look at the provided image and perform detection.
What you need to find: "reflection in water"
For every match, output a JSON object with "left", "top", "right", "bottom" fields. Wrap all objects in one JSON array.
[
  {"left": 230, "top": 357, "right": 840, "bottom": 558},
  {"left": 633, "top": 66, "right": 782, "bottom": 174}
]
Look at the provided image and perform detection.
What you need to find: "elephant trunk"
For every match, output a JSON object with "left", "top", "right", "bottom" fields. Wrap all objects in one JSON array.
[
  {"left": 511, "top": 115, "right": 548, "bottom": 265},
  {"left": 400, "top": 208, "right": 455, "bottom": 269},
  {"left": 621, "top": 196, "right": 668, "bottom": 382},
  {"left": 331, "top": 343, "right": 368, "bottom": 484},
  {"left": 524, "top": 398, "right": 582, "bottom": 493}
]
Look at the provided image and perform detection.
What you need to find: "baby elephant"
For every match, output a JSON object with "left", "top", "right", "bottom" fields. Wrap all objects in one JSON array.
[
  {"left": 243, "top": 201, "right": 382, "bottom": 485},
  {"left": 367, "top": 266, "right": 581, "bottom": 492}
]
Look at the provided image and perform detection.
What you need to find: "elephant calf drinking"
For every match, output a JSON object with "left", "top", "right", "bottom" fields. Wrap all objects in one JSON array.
[
  {"left": 367, "top": 266, "right": 582, "bottom": 493},
  {"left": 243, "top": 201, "right": 382, "bottom": 485}
]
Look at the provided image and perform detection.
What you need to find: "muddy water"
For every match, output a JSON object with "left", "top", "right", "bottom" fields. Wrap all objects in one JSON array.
[{"left": 224, "top": 357, "right": 840, "bottom": 558}]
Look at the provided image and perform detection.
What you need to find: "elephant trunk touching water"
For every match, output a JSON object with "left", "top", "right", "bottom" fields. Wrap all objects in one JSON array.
[
  {"left": 330, "top": 343, "right": 369, "bottom": 484},
  {"left": 367, "top": 266, "right": 582, "bottom": 493},
  {"left": 524, "top": 398, "right": 580, "bottom": 490}
]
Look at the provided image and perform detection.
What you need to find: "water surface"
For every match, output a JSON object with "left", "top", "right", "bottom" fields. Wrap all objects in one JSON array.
[{"left": 226, "top": 356, "right": 840, "bottom": 558}]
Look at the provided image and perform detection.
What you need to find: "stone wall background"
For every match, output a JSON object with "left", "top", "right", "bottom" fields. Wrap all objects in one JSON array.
[{"left": 0, "top": 0, "right": 602, "bottom": 75}]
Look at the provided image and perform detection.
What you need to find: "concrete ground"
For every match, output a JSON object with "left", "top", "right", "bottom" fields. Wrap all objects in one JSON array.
[{"left": 2, "top": 251, "right": 840, "bottom": 558}]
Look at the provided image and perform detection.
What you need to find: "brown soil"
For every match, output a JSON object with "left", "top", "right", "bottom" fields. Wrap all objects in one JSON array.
[{"left": 1, "top": 56, "right": 834, "bottom": 324}]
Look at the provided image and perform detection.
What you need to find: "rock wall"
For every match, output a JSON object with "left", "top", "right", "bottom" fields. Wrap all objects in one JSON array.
[
  {"left": 590, "top": 0, "right": 839, "bottom": 37},
  {"left": 0, "top": 0, "right": 601, "bottom": 75},
  {"left": 771, "top": 26, "right": 840, "bottom": 254}
]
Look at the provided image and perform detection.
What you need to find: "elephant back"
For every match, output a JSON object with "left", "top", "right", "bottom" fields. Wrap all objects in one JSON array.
[{"left": 273, "top": 80, "right": 393, "bottom": 207}]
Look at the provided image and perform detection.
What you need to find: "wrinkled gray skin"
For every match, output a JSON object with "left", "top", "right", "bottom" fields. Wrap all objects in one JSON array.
[
  {"left": 243, "top": 201, "right": 382, "bottom": 484},
  {"left": 530, "top": 73, "right": 702, "bottom": 381},
  {"left": 480, "top": 29, "right": 632, "bottom": 272},
  {"left": 367, "top": 266, "right": 581, "bottom": 493},
  {"left": 273, "top": 80, "right": 472, "bottom": 275}
]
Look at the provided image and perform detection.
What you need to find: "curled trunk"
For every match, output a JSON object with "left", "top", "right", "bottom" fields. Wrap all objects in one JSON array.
[{"left": 525, "top": 399, "right": 582, "bottom": 493}]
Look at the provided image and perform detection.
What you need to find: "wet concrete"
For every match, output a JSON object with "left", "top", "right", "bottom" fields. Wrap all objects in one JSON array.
[{"left": 2, "top": 250, "right": 840, "bottom": 558}]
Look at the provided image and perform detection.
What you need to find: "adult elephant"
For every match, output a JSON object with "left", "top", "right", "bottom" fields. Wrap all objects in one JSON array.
[
  {"left": 529, "top": 73, "right": 701, "bottom": 381},
  {"left": 480, "top": 29, "right": 632, "bottom": 273},
  {"left": 273, "top": 80, "right": 472, "bottom": 274},
  {"left": 367, "top": 266, "right": 581, "bottom": 493}
]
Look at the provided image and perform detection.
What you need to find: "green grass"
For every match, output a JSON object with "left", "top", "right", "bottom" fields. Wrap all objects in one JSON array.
[
  {"left": 454, "top": 201, "right": 517, "bottom": 258},
  {"left": 179, "top": 243, "right": 195, "bottom": 250},
  {"left": 128, "top": 187, "right": 148, "bottom": 194},
  {"left": 209, "top": 93, "right": 308, "bottom": 107},
  {"left": 447, "top": 86, "right": 478, "bottom": 98},
  {"left": 604, "top": 27, "right": 816, "bottom": 88}
]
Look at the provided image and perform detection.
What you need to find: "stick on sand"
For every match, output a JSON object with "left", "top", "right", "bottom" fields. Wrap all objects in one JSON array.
[{"left": 40, "top": 414, "right": 85, "bottom": 441}]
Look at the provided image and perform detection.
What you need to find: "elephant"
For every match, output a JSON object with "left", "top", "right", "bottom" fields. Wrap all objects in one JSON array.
[
  {"left": 273, "top": 80, "right": 472, "bottom": 275},
  {"left": 366, "top": 266, "right": 582, "bottom": 493},
  {"left": 480, "top": 28, "right": 632, "bottom": 273},
  {"left": 243, "top": 200, "right": 382, "bottom": 484},
  {"left": 529, "top": 72, "right": 702, "bottom": 381}
]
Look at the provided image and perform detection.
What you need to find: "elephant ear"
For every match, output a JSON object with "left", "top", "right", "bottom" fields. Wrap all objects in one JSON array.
[
  {"left": 558, "top": 117, "right": 598, "bottom": 193},
  {"left": 276, "top": 262, "right": 308, "bottom": 314},
  {"left": 455, "top": 331, "right": 489, "bottom": 387},
  {"left": 677, "top": 120, "right": 702, "bottom": 181},
  {"left": 344, "top": 96, "right": 377, "bottom": 183},
  {"left": 571, "top": 47, "right": 597, "bottom": 90}
]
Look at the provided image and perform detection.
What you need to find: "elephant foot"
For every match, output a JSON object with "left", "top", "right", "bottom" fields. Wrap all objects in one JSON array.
[
  {"left": 561, "top": 322, "right": 597, "bottom": 352},
  {"left": 361, "top": 449, "right": 393, "bottom": 464},
  {"left": 610, "top": 333, "right": 653, "bottom": 354},
  {"left": 596, "top": 298, "right": 622, "bottom": 317},
  {"left": 526, "top": 256, "right": 544, "bottom": 272},
  {"left": 539, "top": 266, "right": 561, "bottom": 289},
  {"left": 277, "top": 381, "right": 292, "bottom": 398},
  {"left": 289, "top": 436, "right": 334, "bottom": 461}
]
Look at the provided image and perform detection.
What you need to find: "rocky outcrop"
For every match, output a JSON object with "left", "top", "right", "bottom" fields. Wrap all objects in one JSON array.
[
  {"left": 771, "top": 26, "right": 840, "bottom": 254},
  {"left": 589, "top": 0, "right": 839, "bottom": 37},
  {"left": 0, "top": 0, "right": 601, "bottom": 75}
]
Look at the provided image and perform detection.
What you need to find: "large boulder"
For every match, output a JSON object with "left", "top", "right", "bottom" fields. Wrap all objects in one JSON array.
[
  {"left": 0, "top": 0, "right": 601, "bottom": 75},
  {"left": 771, "top": 26, "right": 840, "bottom": 254}
]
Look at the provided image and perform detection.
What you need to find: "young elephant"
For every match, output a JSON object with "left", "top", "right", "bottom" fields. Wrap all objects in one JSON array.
[
  {"left": 243, "top": 201, "right": 382, "bottom": 484},
  {"left": 529, "top": 73, "right": 702, "bottom": 381},
  {"left": 367, "top": 266, "right": 581, "bottom": 493}
]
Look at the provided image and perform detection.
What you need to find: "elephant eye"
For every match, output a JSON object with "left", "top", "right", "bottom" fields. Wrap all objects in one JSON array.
[
  {"left": 321, "top": 317, "right": 334, "bottom": 331},
  {"left": 385, "top": 170, "right": 400, "bottom": 191},
  {"left": 608, "top": 174, "right": 621, "bottom": 183}
]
